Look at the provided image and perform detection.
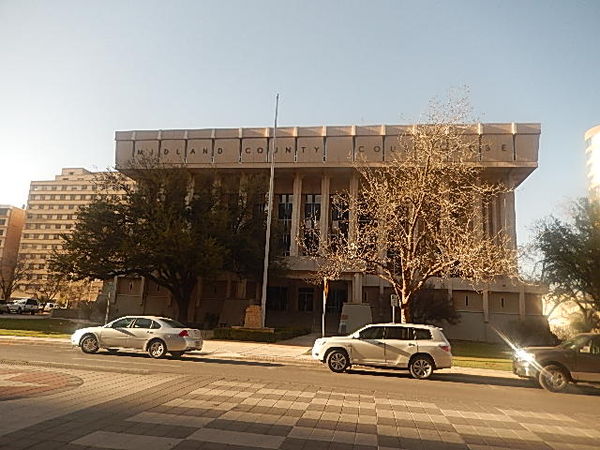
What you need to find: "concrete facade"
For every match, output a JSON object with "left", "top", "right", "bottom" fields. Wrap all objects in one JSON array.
[
  {"left": 111, "top": 123, "right": 546, "bottom": 341},
  {"left": 0, "top": 205, "right": 25, "bottom": 298},
  {"left": 585, "top": 125, "right": 600, "bottom": 202},
  {"left": 15, "top": 168, "right": 124, "bottom": 301}
]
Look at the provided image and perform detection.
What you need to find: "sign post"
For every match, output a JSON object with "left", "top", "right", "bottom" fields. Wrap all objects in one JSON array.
[
  {"left": 390, "top": 294, "right": 399, "bottom": 323},
  {"left": 322, "top": 277, "right": 329, "bottom": 337}
]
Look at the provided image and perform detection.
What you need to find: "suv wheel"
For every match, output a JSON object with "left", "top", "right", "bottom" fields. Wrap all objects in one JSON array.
[
  {"left": 326, "top": 349, "right": 349, "bottom": 373},
  {"left": 409, "top": 355, "right": 434, "bottom": 379},
  {"left": 538, "top": 364, "right": 569, "bottom": 392}
]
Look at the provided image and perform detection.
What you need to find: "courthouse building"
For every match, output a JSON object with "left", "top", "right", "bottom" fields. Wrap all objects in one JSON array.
[{"left": 112, "top": 123, "right": 546, "bottom": 341}]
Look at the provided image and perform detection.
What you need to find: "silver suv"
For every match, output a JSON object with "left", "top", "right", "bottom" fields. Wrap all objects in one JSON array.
[{"left": 312, "top": 323, "right": 452, "bottom": 379}]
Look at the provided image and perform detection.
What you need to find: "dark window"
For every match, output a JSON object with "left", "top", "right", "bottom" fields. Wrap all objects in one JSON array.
[
  {"left": 111, "top": 318, "right": 134, "bottom": 328},
  {"left": 267, "top": 286, "right": 288, "bottom": 311},
  {"left": 133, "top": 318, "right": 153, "bottom": 328},
  {"left": 302, "top": 194, "right": 321, "bottom": 253},
  {"left": 150, "top": 320, "right": 161, "bottom": 329},
  {"left": 385, "top": 326, "right": 413, "bottom": 340},
  {"left": 465, "top": 295, "right": 469, "bottom": 307},
  {"left": 414, "top": 329, "right": 432, "bottom": 340},
  {"left": 277, "top": 194, "right": 293, "bottom": 256},
  {"left": 359, "top": 326, "right": 384, "bottom": 340},
  {"left": 326, "top": 288, "right": 347, "bottom": 313},
  {"left": 298, "top": 287, "right": 314, "bottom": 312}
]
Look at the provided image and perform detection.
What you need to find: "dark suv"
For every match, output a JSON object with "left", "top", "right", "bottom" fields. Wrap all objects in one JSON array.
[{"left": 513, "top": 333, "right": 600, "bottom": 392}]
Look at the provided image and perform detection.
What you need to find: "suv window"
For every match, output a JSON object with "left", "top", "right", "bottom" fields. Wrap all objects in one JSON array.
[
  {"left": 150, "top": 320, "right": 161, "bottom": 329},
  {"left": 385, "top": 326, "right": 413, "bottom": 340},
  {"left": 358, "top": 326, "right": 384, "bottom": 340},
  {"left": 414, "top": 329, "right": 432, "bottom": 340},
  {"left": 26, "top": 299, "right": 38, "bottom": 305},
  {"left": 111, "top": 318, "right": 135, "bottom": 328}
]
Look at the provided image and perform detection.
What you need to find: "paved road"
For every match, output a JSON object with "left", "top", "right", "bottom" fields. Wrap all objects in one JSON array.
[{"left": 1, "top": 342, "right": 599, "bottom": 449}]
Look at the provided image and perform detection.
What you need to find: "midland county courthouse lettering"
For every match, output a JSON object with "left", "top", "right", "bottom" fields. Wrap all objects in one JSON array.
[
  {"left": 113, "top": 124, "right": 545, "bottom": 343},
  {"left": 117, "top": 124, "right": 538, "bottom": 166}
]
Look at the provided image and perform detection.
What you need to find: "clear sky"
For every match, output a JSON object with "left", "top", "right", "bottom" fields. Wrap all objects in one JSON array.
[{"left": 1, "top": 0, "right": 598, "bottom": 246}]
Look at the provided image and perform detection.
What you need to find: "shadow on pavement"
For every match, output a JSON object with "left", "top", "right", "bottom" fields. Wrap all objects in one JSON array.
[
  {"left": 346, "top": 367, "right": 600, "bottom": 396},
  {"left": 93, "top": 350, "right": 284, "bottom": 368}
]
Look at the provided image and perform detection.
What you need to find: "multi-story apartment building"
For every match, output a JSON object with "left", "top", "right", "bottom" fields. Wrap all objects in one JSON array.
[
  {"left": 111, "top": 124, "right": 546, "bottom": 342},
  {"left": 16, "top": 168, "right": 121, "bottom": 300},
  {"left": 585, "top": 125, "right": 600, "bottom": 202},
  {"left": 0, "top": 205, "right": 25, "bottom": 298}
]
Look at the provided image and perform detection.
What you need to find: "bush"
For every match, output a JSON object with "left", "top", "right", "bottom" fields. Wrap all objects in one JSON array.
[{"left": 213, "top": 327, "right": 311, "bottom": 343}]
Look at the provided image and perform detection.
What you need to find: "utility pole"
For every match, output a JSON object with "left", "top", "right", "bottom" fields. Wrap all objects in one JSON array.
[{"left": 260, "top": 94, "right": 279, "bottom": 329}]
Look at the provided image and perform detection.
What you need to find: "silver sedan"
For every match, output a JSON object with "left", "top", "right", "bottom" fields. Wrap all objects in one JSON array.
[{"left": 71, "top": 316, "right": 203, "bottom": 358}]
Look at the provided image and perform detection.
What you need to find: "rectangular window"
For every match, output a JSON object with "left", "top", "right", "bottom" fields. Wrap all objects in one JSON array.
[
  {"left": 303, "top": 194, "right": 321, "bottom": 253},
  {"left": 277, "top": 194, "right": 293, "bottom": 256},
  {"left": 298, "top": 287, "right": 314, "bottom": 312},
  {"left": 267, "top": 286, "right": 288, "bottom": 311}
]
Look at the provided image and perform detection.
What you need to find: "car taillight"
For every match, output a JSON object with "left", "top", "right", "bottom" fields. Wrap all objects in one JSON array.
[
  {"left": 179, "top": 330, "right": 189, "bottom": 337},
  {"left": 439, "top": 344, "right": 451, "bottom": 353}
]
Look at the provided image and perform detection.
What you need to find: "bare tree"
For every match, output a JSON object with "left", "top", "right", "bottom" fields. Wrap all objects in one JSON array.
[
  {"left": 305, "top": 96, "right": 518, "bottom": 323},
  {"left": 0, "top": 258, "right": 30, "bottom": 300}
]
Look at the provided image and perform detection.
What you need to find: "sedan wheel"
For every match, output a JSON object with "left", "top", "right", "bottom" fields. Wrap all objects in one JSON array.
[
  {"left": 148, "top": 340, "right": 167, "bottom": 359},
  {"left": 409, "top": 356, "right": 434, "bottom": 379},
  {"left": 80, "top": 335, "right": 99, "bottom": 354},
  {"left": 538, "top": 365, "right": 569, "bottom": 392},
  {"left": 326, "top": 350, "right": 349, "bottom": 373}
]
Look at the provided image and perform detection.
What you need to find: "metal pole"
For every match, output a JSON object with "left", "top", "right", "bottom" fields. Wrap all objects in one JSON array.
[
  {"left": 322, "top": 277, "right": 328, "bottom": 337},
  {"left": 392, "top": 305, "right": 395, "bottom": 324},
  {"left": 260, "top": 94, "right": 279, "bottom": 329}
]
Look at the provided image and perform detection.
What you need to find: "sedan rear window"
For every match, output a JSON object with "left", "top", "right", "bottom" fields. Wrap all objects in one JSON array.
[{"left": 161, "top": 319, "right": 186, "bottom": 328}]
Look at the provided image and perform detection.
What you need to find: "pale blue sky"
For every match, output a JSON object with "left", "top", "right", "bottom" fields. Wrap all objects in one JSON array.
[{"left": 1, "top": 0, "right": 598, "bottom": 246}]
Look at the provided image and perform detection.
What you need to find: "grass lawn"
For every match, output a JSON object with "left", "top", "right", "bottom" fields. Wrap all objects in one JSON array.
[
  {"left": 450, "top": 340, "right": 514, "bottom": 371},
  {"left": 0, "top": 318, "right": 93, "bottom": 338}
]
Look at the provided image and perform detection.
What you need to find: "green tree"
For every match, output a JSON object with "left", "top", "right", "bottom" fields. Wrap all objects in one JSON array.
[
  {"left": 51, "top": 164, "right": 280, "bottom": 322},
  {"left": 535, "top": 198, "right": 600, "bottom": 330}
]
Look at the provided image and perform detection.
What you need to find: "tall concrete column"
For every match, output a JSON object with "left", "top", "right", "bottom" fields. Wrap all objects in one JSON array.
[
  {"left": 483, "top": 289, "right": 490, "bottom": 323},
  {"left": 504, "top": 174, "right": 517, "bottom": 249},
  {"left": 290, "top": 173, "right": 303, "bottom": 256},
  {"left": 351, "top": 273, "right": 363, "bottom": 304},
  {"left": 491, "top": 196, "right": 499, "bottom": 238},
  {"left": 348, "top": 173, "right": 359, "bottom": 244},
  {"left": 319, "top": 175, "right": 331, "bottom": 252},
  {"left": 519, "top": 283, "right": 526, "bottom": 320}
]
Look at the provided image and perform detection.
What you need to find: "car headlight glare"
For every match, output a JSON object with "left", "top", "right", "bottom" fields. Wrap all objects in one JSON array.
[{"left": 515, "top": 349, "right": 535, "bottom": 363}]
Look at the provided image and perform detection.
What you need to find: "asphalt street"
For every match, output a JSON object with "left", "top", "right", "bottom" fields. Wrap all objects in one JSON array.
[{"left": 1, "top": 341, "right": 599, "bottom": 419}]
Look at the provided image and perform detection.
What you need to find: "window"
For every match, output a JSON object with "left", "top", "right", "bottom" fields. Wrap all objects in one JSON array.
[
  {"left": 501, "top": 297, "right": 505, "bottom": 308},
  {"left": 133, "top": 318, "right": 153, "bottom": 328},
  {"left": 267, "top": 286, "right": 288, "bottom": 311},
  {"left": 465, "top": 295, "right": 469, "bottom": 307},
  {"left": 111, "top": 317, "right": 135, "bottom": 328},
  {"left": 359, "top": 326, "right": 384, "bottom": 340},
  {"left": 385, "top": 326, "right": 412, "bottom": 340},
  {"left": 277, "top": 194, "right": 293, "bottom": 255},
  {"left": 302, "top": 194, "right": 321, "bottom": 253},
  {"left": 298, "top": 287, "right": 314, "bottom": 312},
  {"left": 414, "top": 328, "right": 432, "bottom": 340}
]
